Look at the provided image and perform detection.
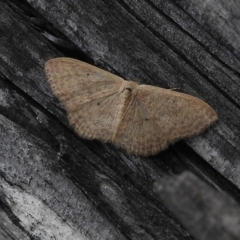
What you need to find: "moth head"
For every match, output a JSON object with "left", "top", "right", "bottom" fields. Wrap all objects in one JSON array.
[{"left": 122, "top": 80, "right": 139, "bottom": 96}]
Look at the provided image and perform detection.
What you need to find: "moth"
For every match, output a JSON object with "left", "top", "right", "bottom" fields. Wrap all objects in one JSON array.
[{"left": 45, "top": 58, "right": 218, "bottom": 156}]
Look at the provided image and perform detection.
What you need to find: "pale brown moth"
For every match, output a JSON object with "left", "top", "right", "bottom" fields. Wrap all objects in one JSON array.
[{"left": 45, "top": 58, "right": 218, "bottom": 156}]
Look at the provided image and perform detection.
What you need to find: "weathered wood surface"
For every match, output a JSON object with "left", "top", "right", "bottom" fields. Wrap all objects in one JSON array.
[
  {"left": 1, "top": 0, "right": 240, "bottom": 239},
  {"left": 155, "top": 172, "right": 240, "bottom": 240}
]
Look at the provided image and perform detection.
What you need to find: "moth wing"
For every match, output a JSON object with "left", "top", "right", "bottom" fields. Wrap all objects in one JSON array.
[
  {"left": 113, "top": 96, "right": 162, "bottom": 156},
  {"left": 68, "top": 91, "right": 124, "bottom": 141},
  {"left": 45, "top": 58, "right": 125, "bottom": 141},
  {"left": 45, "top": 58, "right": 125, "bottom": 107},
  {"left": 114, "top": 85, "right": 218, "bottom": 156}
]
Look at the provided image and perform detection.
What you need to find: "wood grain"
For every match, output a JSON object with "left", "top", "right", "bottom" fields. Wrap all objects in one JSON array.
[{"left": 1, "top": 0, "right": 240, "bottom": 239}]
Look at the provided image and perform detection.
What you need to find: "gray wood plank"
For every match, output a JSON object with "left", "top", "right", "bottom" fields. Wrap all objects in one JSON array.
[
  {"left": 23, "top": 0, "right": 240, "bottom": 187},
  {"left": 1, "top": 0, "right": 240, "bottom": 239},
  {"left": 155, "top": 171, "right": 240, "bottom": 240}
]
